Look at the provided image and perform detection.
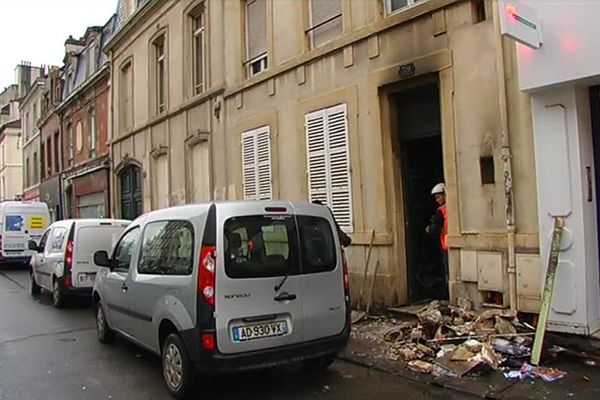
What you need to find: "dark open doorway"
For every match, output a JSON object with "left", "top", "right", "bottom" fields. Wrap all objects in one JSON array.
[{"left": 394, "top": 81, "right": 445, "bottom": 303}]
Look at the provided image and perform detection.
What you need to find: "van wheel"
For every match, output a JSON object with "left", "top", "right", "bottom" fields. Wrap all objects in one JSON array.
[
  {"left": 96, "top": 302, "right": 115, "bottom": 343},
  {"left": 52, "top": 279, "right": 66, "bottom": 308},
  {"left": 301, "top": 354, "right": 336, "bottom": 371},
  {"left": 162, "top": 334, "right": 195, "bottom": 399},
  {"left": 30, "top": 271, "right": 41, "bottom": 296}
]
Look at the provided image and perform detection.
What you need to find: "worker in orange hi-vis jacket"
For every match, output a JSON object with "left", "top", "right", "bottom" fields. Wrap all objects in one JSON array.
[{"left": 426, "top": 182, "right": 448, "bottom": 285}]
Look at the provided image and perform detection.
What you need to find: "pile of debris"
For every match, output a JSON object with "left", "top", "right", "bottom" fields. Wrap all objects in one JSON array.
[{"left": 380, "top": 299, "right": 537, "bottom": 378}]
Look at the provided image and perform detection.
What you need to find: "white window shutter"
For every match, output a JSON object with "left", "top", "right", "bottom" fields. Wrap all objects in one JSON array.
[
  {"left": 326, "top": 104, "right": 353, "bottom": 231},
  {"left": 256, "top": 127, "right": 272, "bottom": 200},
  {"left": 305, "top": 109, "right": 328, "bottom": 205},
  {"left": 305, "top": 104, "right": 353, "bottom": 232},
  {"left": 242, "top": 126, "right": 272, "bottom": 200},
  {"left": 242, "top": 132, "right": 257, "bottom": 200}
]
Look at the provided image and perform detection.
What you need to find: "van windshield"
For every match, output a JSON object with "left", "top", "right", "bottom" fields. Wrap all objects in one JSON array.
[{"left": 223, "top": 214, "right": 337, "bottom": 279}]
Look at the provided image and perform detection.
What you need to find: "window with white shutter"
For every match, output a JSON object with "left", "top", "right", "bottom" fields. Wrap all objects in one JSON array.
[
  {"left": 305, "top": 104, "right": 353, "bottom": 232},
  {"left": 242, "top": 126, "right": 272, "bottom": 200}
]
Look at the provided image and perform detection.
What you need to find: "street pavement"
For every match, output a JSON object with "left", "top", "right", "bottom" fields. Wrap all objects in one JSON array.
[{"left": 0, "top": 267, "right": 474, "bottom": 400}]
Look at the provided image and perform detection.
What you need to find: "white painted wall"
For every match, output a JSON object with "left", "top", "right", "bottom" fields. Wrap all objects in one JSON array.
[{"left": 517, "top": 0, "right": 600, "bottom": 91}]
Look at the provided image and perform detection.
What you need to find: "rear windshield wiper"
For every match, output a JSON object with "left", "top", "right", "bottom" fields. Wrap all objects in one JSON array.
[{"left": 274, "top": 270, "right": 290, "bottom": 292}]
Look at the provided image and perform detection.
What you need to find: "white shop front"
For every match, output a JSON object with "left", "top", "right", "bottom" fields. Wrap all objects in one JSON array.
[{"left": 511, "top": 0, "right": 600, "bottom": 335}]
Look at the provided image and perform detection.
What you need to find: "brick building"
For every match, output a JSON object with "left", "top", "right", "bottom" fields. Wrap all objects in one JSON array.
[{"left": 55, "top": 17, "right": 117, "bottom": 218}]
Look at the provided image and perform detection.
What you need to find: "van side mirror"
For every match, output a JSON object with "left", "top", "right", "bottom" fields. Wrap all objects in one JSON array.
[
  {"left": 28, "top": 240, "right": 40, "bottom": 252},
  {"left": 94, "top": 251, "right": 111, "bottom": 268}
]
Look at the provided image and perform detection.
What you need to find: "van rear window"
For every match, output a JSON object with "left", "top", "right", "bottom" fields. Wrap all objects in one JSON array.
[
  {"left": 75, "top": 226, "right": 128, "bottom": 255},
  {"left": 297, "top": 216, "right": 337, "bottom": 274},
  {"left": 224, "top": 215, "right": 298, "bottom": 279}
]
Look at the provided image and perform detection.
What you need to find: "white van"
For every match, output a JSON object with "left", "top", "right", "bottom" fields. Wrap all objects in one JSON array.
[
  {"left": 0, "top": 201, "right": 50, "bottom": 266},
  {"left": 29, "top": 218, "right": 131, "bottom": 307}
]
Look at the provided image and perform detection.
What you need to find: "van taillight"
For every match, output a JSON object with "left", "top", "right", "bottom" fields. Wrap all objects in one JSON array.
[
  {"left": 198, "top": 245, "right": 216, "bottom": 306},
  {"left": 342, "top": 249, "right": 351, "bottom": 327},
  {"left": 342, "top": 249, "right": 350, "bottom": 295},
  {"left": 64, "top": 240, "right": 74, "bottom": 288}
]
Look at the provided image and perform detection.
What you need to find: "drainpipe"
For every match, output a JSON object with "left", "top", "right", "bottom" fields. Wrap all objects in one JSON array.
[{"left": 493, "top": 4, "right": 518, "bottom": 311}]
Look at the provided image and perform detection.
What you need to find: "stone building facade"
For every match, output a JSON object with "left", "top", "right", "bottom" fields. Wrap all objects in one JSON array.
[{"left": 105, "top": 0, "right": 541, "bottom": 313}]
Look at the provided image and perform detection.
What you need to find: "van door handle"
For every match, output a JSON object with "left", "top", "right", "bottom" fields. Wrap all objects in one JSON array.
[
  {"left": 274, "top": 292, "right": 296, "bottom": 302},
  {"left": 121, "top": 283, "right": 128, "bottom": 292}
]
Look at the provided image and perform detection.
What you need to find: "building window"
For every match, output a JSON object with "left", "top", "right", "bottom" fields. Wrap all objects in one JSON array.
[
  {"left": 385, "top": 0, "right": 421, "bottom": 14},
  {"left": 307, "top": 0, "right": 342, "bottom": 48},
  {"left": 25, "top": 157, "right": 30, "bottom": 188},
  {"left": 154, "top": 36, "right": 167, "bottom": 114},
  {"left": 33, "top": 152, "right": 38, "bottom": 184},
  {"left": 190, "top": 4, "right": 206, "bottom": 95},
  {"left": 244, "top": 0, "right": 268, "bottom": 77},
  {"left": 67, "top": 122, "right": 74, "bottom": 167},
  {"left": 41, "top": 143, "right": 45, "bottom": 180},
  {"left": 120, "top": 164, "right": 143, "bottom": 220},
  {"left": 88, "top": 108, "right": 96, "bottom": 157},
  {"left": 305, "top": 104, "right": 353, "bottom": 232},
  {"left": 153, "top": 155, "right": 169, "bottom": 209},
  {"left": 188, "top": 140, "right": 211, "bottom": 202},
  {"left": 53, "top": 131, "right": 60, "bottom": 174},
  {"left": 119, "top": 61, "right": 133, "bottom": 131},
  {"left": 46, "top": 137, "right": 52, "bottom": 177},
  {"left": 241, "top": 126, "right": 272, "bottom": 200},
  {"left": 24, "top": 112, "right": 29, "bottom": 140}
]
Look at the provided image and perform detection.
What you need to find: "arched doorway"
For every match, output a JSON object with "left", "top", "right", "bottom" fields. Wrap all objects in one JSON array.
[{"left": 119, "top": 164, "right": 143, "bottom": 220}]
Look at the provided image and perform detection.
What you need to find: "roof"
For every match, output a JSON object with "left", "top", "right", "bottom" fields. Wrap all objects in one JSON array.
[
  {"left": 0, "top": 119, "right": 21, "bottom": 133},
  {"left": 60, "top": 13, "right": 117, "bottom": 106}
]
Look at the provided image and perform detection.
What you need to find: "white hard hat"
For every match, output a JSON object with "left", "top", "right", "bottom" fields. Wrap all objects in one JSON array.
[{"left": 431, "top": 183, "right": 445, "bottom": 195}]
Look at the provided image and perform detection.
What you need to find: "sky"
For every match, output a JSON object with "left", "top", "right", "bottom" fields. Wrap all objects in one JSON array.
[{"left": 0, "top": 0, "right": 117, "bottom": 91}]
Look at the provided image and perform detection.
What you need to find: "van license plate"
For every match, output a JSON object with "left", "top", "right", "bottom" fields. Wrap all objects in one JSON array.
[
  {"left": 78, "top": 273, "right": 96, "bottom": 283},
  {"left": 232, "top": 321, "right": 288, "bottom": 342}
]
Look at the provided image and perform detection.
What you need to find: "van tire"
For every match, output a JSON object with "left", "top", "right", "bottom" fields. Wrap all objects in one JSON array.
[
  {"left": 162, "top": 333, "right": 195, "bottom": 399},
  {"left": 30, "top": 271, "right": 41, "bottom": 296},
  {"left": 301, "top": 354, "right": 336, "bottom": 371},
  {"left": 52, "top": 279, "right": 66, "bottom": 308},
  {"left": 96, "top": 302, "right": 115, "bottom": 343}
]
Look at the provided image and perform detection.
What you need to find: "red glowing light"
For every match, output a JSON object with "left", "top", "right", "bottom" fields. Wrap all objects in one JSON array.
[
  {"left": 562, "top": 35, "right": 579, "bottom": 54},
  {"left": 506, "top": 4, "right": 517, "bottom": 22}
]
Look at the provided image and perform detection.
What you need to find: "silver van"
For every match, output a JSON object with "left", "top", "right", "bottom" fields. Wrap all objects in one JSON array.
[
  {"left": 29, "top": 219, "right": 131, "bottom": 307},
  {"left": 92, "top": 201, "right": 350, "bottom": 398}
]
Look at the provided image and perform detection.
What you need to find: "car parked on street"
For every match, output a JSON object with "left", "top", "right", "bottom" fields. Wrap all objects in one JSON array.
[
  {"left": 92, "top": 201, "right": 351, "bottom": 399},
  {"left": 29, "top": 218, "right": 131, "bottom": 307}
]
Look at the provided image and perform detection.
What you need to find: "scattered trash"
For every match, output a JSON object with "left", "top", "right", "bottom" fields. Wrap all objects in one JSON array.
[
  {"left": 504, "top": 362, "right": 567, "bottom": 382},
  {"left": 431, "top": 364, "right": 458, "bottom": 378},
  {"left": 355, "top": 299, "right": 589, "bottom": 383},
  {"left": 464, "top": 339, "right": 483, "bottom": 353},
  {"left": 436, "top": 344, "right": 456, "bottom": 359},
  {"left": 492, "top": 338, "right": 530, "bottom": 358},
  {"left": 450, "top": 346, "right": 475, "bottom": 362},
  {"left": 323, "top": 385, "right": 330, "bottom": 392},
  {"left": 408, "top": 360, "right": 434, "bottom": 374}
]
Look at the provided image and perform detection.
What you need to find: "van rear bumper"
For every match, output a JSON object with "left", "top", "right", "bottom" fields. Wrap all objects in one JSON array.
[
  {"left": 181, "top": 325, "right": 350, "bottom": 374},
  {"left": 0, "top": 255, "right": 31, "bottom": 265}
]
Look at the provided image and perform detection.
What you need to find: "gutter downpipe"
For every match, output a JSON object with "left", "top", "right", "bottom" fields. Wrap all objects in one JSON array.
[{"left": 493, "top": 4, "right": 518, "bottom": 311}]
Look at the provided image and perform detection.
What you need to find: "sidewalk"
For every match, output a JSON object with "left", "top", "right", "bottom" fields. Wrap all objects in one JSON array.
[{"left": 338, "top": 315, "right": 600, "bottom": 399}]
